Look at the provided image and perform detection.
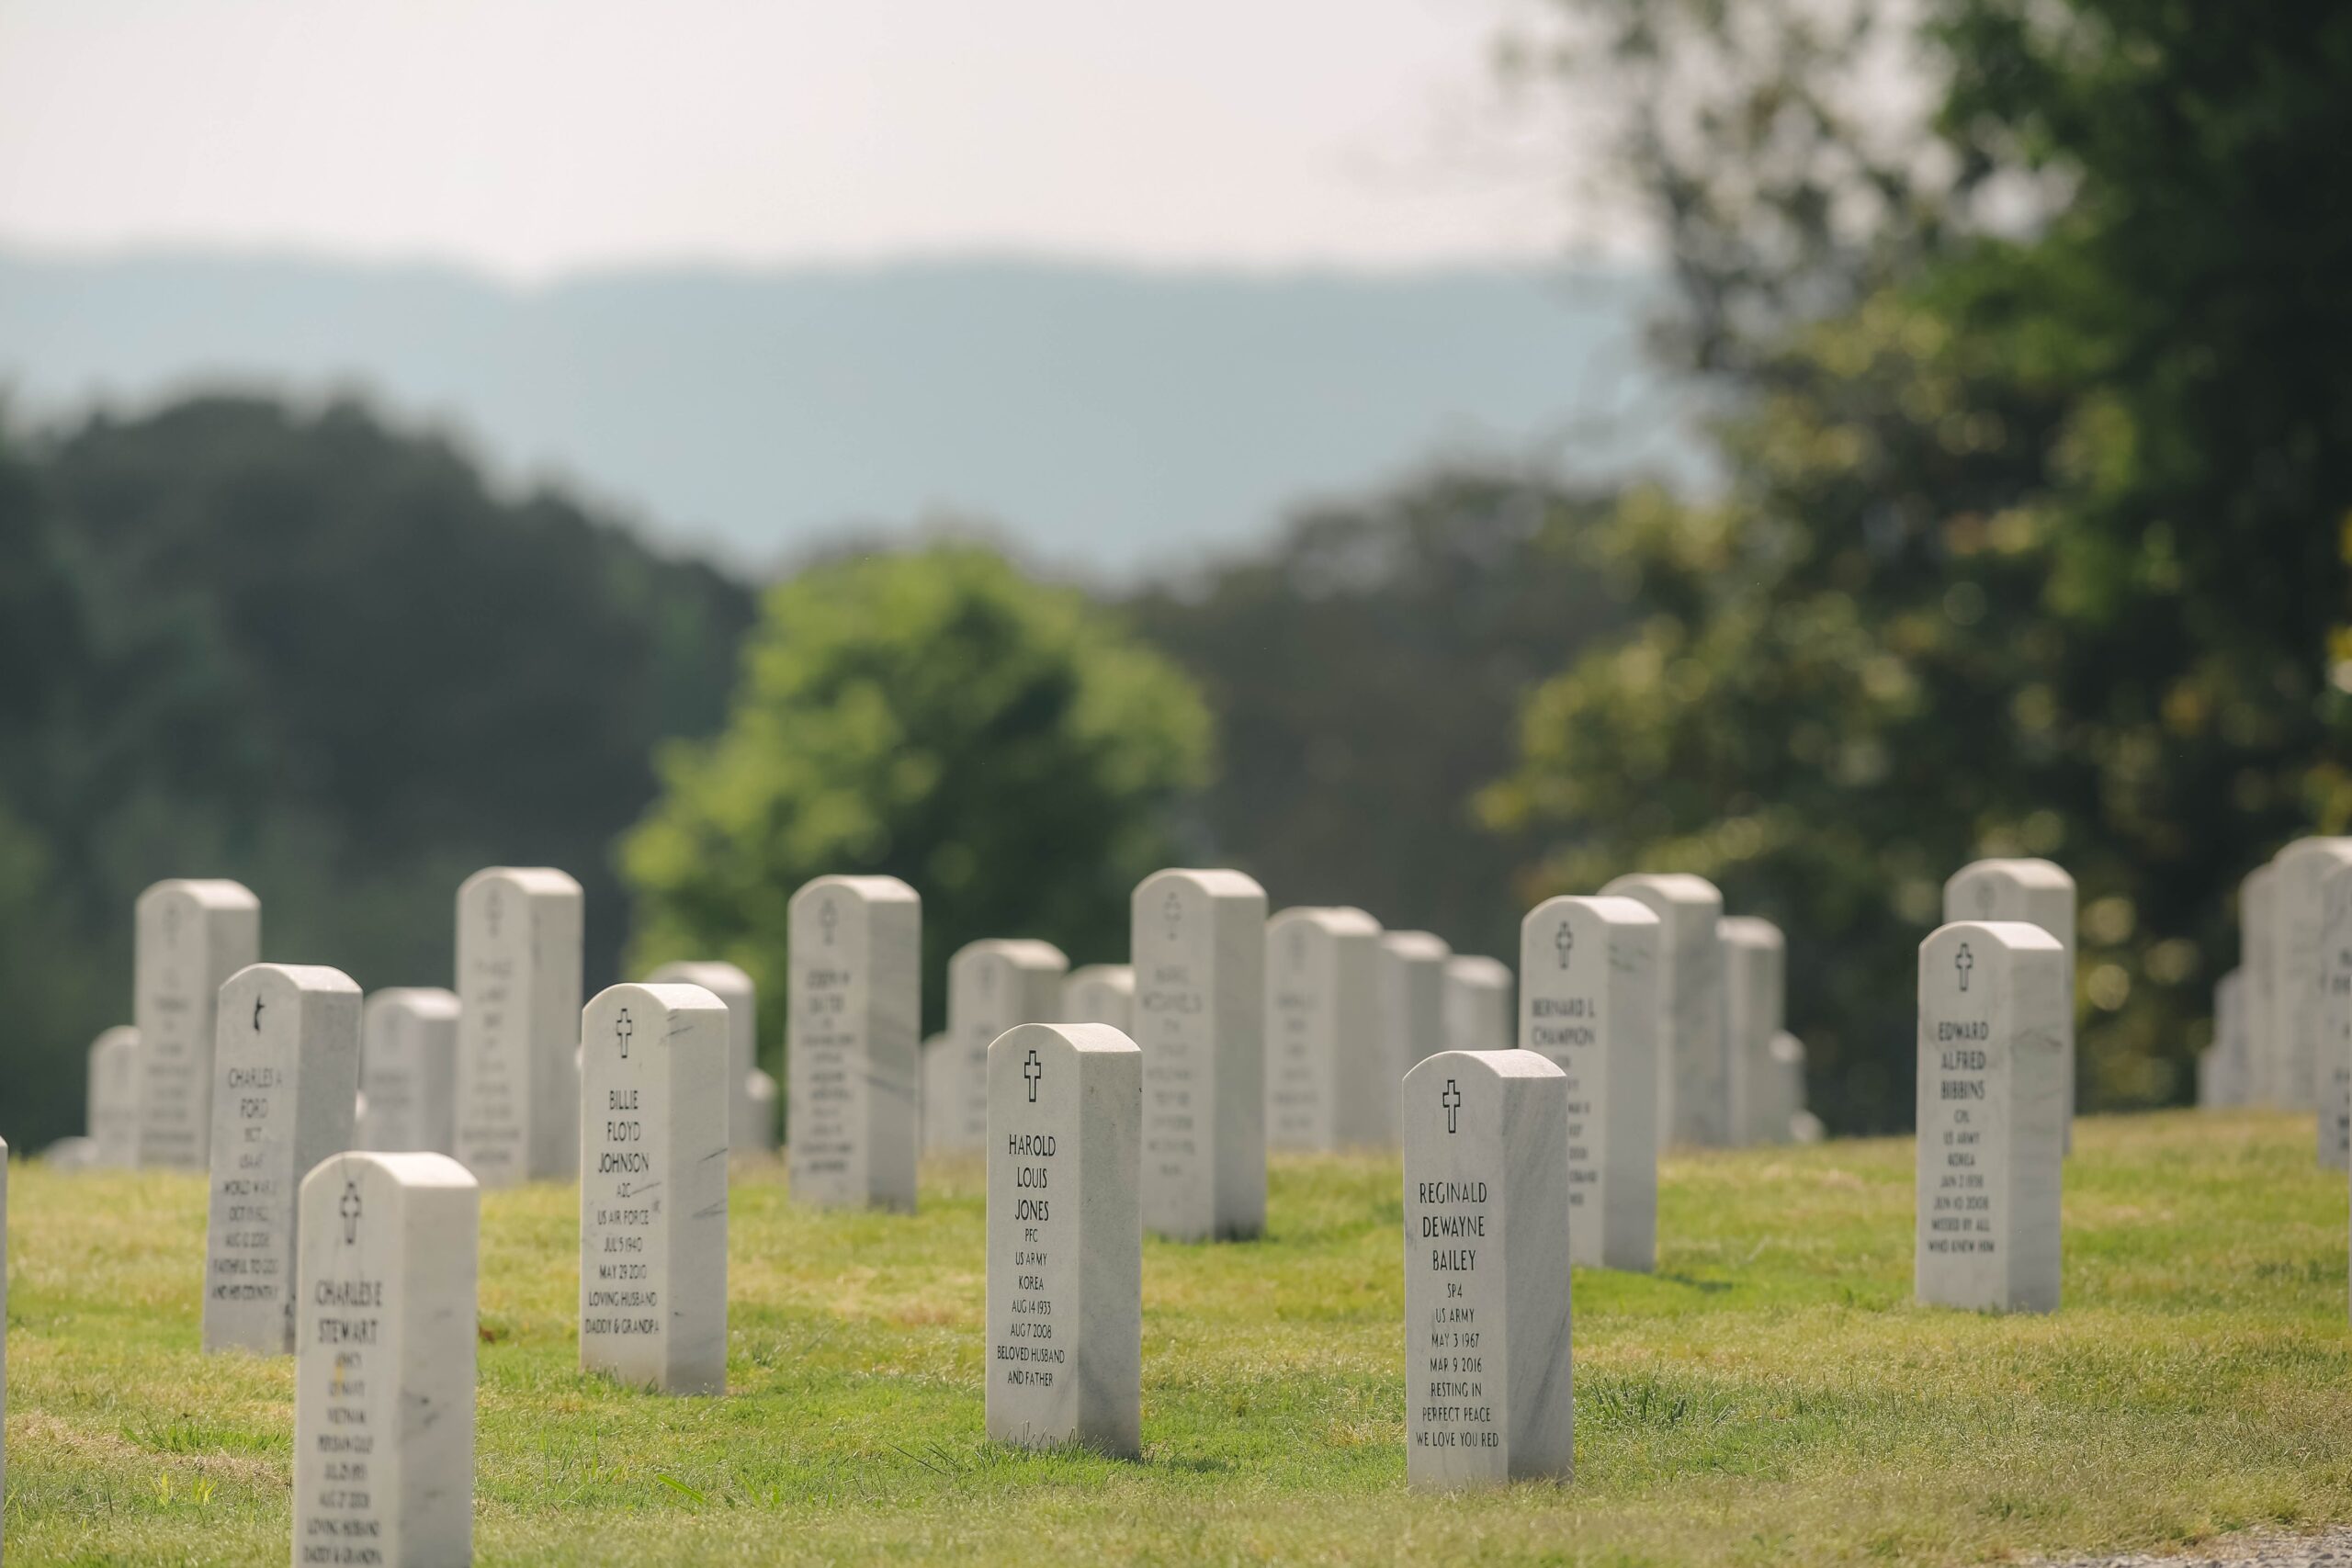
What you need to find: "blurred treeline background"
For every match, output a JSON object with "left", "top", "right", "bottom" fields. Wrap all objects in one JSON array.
[{"left": 5, "top": 0, "right": 2347, "bottom": 1147}]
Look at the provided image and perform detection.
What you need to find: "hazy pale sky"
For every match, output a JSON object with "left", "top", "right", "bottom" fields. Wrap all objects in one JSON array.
[{"left": 0, "top": 0, "right": 1612, "bottom": 281}]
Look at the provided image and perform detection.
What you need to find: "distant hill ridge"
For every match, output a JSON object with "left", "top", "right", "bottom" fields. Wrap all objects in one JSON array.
[{"left": 0, "top": 250, "right": 1701, "bottom": 574}]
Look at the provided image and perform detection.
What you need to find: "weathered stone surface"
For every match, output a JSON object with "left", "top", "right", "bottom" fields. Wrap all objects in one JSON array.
[
  {"left": 1916, "top": 920, "right": 2067, "bottom": 1314},
  {"left": 984, "top": 1021, "right": 1142, "bottom": 1458},
  {"left": 1403, "top": 1048, "right": 1573, "bottom": 1488},
  {"left": 204, "top": 964, "right": 363, "bottom": 1355},
  {"left": 1062, "top": 964, "right": 1137, "bottom": 1034},
  {"left": 2244, "top": 863, "right": 2279, "bottom": 1105},
  {"left": 1763, "top": 1032, "right": 1810, "bottom": 1143},
  {"left": 1600, "top": 874, "right": 1727, "bottom": 1147},
  {"left": 1945, "top": 858, "right": 2079, "bottom": 1151},
  {"left": 2322, "top": 867, "right": 2352, "bottom": 1162},
  {"left": 356, "top": 988, "right": 460, "bottom": 1155},
  {"left": 786, "top": 875, "right": 922, "bottom": 1209},
  {"left": 1133, "top": 868, "right": 1268, "bottom": 1242},
  {"left": 1443, "top": 956, "right": 1514, "bottom": 1054},
  {"left": 1520, "top": 894, "right": 1659, "bottom": 1271},
  {"left": 921, "top": 1033, "right": 956, "bottom": 1154},
  {"left": 1720, "top": 917, "right": 1787, "bottom": 1147},
  {"left": 941, "top": 941, "right": 1069, "bottom": 1154},
  {"left": 454, "top": 867, "right": 583, "bottom": 1186},
  {"left": 646, "top": 960, "right": 770, "bottom": 1156},
  {"left": 293, "top": 1150, "right": 478, "bottom": 1568},
  {"left": 1265, "top": 907, "right": 1385, "bottom": 1152},
  {"left": 135, "top": 879, "right": 260, "bottom": 1169},
  {"left": 2269, "top": 839, "right": 2352, "bottom": 1157},
  {"left": 2200, "top": 969, "right": 2247, "bottom": 1111},
  {"left": 1380, "top": 931, "right": 1452, "bottom": 1138},
  {"left": 87, "top": 1026, "right": 141, "bottom": 1168},
  {"left": 579, "top": 982, "right": 730, "bottom": 1394}
]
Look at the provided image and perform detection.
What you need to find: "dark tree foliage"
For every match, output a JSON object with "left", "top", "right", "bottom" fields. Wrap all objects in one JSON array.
[
  {"left": 0, "top": 396, "right": 756, "bottom": 1149},
  {"left": 1127, "top": 470, "right": 1629, "bottom": 964},
  {"left": 1489, "top": 0, "right": 2352, "bottom": 1128}
]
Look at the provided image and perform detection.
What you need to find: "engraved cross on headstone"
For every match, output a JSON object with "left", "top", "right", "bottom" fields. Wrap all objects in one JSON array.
[
  {"left": 1162, "top": 889, "right": 1183, "bottom": 942},
  {"left": 485, "top": 886, "right": 503, "bottom": 938},
  {"left": 616, "top": 1007, "right": 634, "bottom": 1058},
  {"left": 1555, "top": 922, "right": 1574, "bottom": 970},
  {"left": 1023, "top": 1048, "right": 1043, "bottom": 1103},
  {"left": 339, "top": 1179, "right": 362, "bottom": 1245},
  {"left": 1442, "top": 1077, "right": 1463, "bottom": 1134},
  {"left": 820, "top": 898, "right": 838, "bottom": 945},
  {"left": 1954, "top": 943, "right": 1973, "bottom": 993},
  {"left": 253, "top": 996, "right": 266, "bottom": 1031}
]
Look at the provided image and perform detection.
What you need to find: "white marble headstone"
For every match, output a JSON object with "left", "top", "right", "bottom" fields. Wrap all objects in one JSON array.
[
  {"left": 87, "top": 1025, "right": 141, "bottom": 1168},
  {"left": 1600, "top": 874, "right": 1726, "bottom": 1147},
  {"left": 1719, "top": 916, "right": 1787, "bottom": 1147},
  {"left": 1915, "top": 920, "right": 2066, "bottom": 1314},
  {"left": 1264, "top": 907, "right": 1385, "bottom": 1152},
  {"left": 1443, "top": 956, "right": 1515, "bottom": 1054},
  {"left": 785, "top": 875, "right": 922, "bottom": 1209},
  {"left": 985, "top": 1021, "right": 1142, "bottom": 1457},
  {"left": 2200, "top": 968, "right": 2246, "bottom": 1112},
  {"left": 2271, "top": 839, "right": 2352, "bottom": 1153},
  {"left": 134, "top": 879, "right": 261, "bottom": 1168},
  {"left": 1402, "top": 1048, "right": 1573, "bottom": 1488},
  {"left": 356, "top": 988, "right": 460, "bottom": 1156},
  {"left": 293, "top": 1150, "right": 478, "bottom": 1568},
  {"left": 1520, "top": 895, "right": 1659, "bottom": 1272},
  {"left": 921, "top": 1033, "right": 956, "bottom": 1154},
  {"left": 1944, "top": 858, "right": 2077, "bottom": 1151},
  {"left": 1062, "top": 964, "right": 1137, "bottom": 1033},
  {"left": 1133, "top": 868, "right": 1268, "bottom": 1243},
  {"left": 1764, "top": 1031, "right": 1810, "bottom": 1142},
  {"left": 204, "top": 963, "right": 363, "bottom": 1354},
  {"left": 645, "top": 960, "right": 769, "bottom": 1156},
  {"left": 2243, "top": 862, "right": 2279, "bottom": 1105},
  {"left": 943, "top": 941, "right": 1069, "bottom": 1154},
  {"left": 1380, "top": 931, "right": 1452, "bottom": 1137},
  {"left": 2321, "top": 869, "right": 2352, "bottom": 1161},
  {"left": 454, "top": 867, "right": 583, "bottom": 1186},
  {"left": 579, "top": 981, "right": 729, "bottom": 1393}
]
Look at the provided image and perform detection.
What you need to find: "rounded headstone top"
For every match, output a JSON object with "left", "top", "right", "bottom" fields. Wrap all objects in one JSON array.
[
  {"left": 225, "top": 963, "right": 362, "bottom": 998},
  {"left": 1446, "top": 955, "right": 1512, "bottom": 988},
  {"left": 137, "top": 877, "right": 259, "bottom": 912},
  {"left": 1382, "top": 930, "right": 1453, "bottom": 963},
  {"left": 1134, "top": 867, "right": 1267, "bottom": 903},
  {"left": 2270, "top": 837, "right": 2352, "bottom": 874},
  {"left": 1600, "top": 873, "right": 1724, "bottom": 913},
  {"left": 590, "top": 979, "right": 729, "bottom": 1016},
  {"left": 305, "top": 1147, "right": 479, "bottom": 1195},
  {"left": 1769, "top": 1030, "right": 1806, "bottom": 1066},
  {"left": 1403, "top": 1045, "right": 1564, "bottom": 1088},
  {"left": 90, "top": 1023, "right": 140, "bottom": 1053},
  {"left": 1065, "top": 963, "right": 1136, "bottom": 995},
  {"left": 1269, "top": 905, "right": 1384, "bottom": 939},
  {"left": 990, "top": 1020, "right": 1141, "bottom": 1061},
  {"left": 1524, "top": 893, "right": 1660, "bottom": 931},
  {"left": 1718, "top": 916, "right": 1785, "bottom": 953},
  {"left": 953, "top": 937, "right": 1069, "bottom": 973},
  {"left": 790, "top": 874, "right": 920, "bottom": 909},
  {"left": 1944, "top": 857, "right": 2077, "bottom": 899},
  {"left": 365, "top": 987, "right": 461, "bottom": 1019},
  {"left": 458, "top": 865, "right": 582, "bottom": 900},
  {"left": 1923, "top": 919, "right": 2064, "bottom": 960}
]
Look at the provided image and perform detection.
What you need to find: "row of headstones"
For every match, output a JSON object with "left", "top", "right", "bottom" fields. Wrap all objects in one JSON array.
[
  {"left": 2201, "top": 839, "right": 2352, "bottom": 1173},
  {"left": 65, "top": 871, "right": 784, "bottom": 1175},
  {"left": 238, "top": 902, "right": 2069, "bottom": 1541},
  {"left": 0, "top": 865, "right": 2080, "bottom": 1555}
]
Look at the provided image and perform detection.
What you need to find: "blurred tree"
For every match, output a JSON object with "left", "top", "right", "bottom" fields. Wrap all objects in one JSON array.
[
  {"left": 1125, "top": 469, "right": 1627, "bottom": 963},
  {"left": 622, "top": 546, "right": 1211, "bottom": 1060},
  {"left": 0, "top": 395, "right": 756, "bottom": 1149},
  {"left": 1488, "top": 0, "right": 2352, "bottom": 1129}
]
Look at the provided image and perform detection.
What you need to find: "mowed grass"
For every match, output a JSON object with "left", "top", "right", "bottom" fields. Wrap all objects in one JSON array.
[{"left": 9, "top": 1111, "right": 2352, "bottom": 1565}]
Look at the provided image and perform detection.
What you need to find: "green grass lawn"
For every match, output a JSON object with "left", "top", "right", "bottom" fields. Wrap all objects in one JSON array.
[{"left": 8, "top": 1109, "right": 2352, "bottom": 1565}]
